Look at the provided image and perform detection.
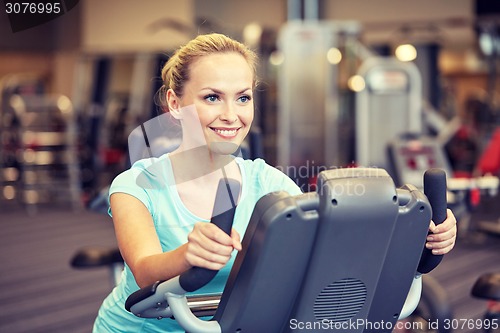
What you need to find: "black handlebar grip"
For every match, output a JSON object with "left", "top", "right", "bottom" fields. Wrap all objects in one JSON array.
[
  {"left": 179, "top": 178, "right": 240, "bottom": 292},
  {"left": 417, "top": 168, "right": 447, "bottom": 274}
]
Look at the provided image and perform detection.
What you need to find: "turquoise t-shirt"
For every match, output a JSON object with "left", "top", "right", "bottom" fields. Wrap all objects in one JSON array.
[{"left": 93, "top": 154, "right": 301, "bottom": 332}]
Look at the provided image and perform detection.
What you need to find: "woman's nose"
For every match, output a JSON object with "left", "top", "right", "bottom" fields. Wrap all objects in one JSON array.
[{"left": 219, "top": 103, "right": 238, "bottom": 123}]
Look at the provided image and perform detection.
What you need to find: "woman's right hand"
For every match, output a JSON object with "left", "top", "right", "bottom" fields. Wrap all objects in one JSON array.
[{"left": 185, "top": 222, "right": 242, "bottom": 271}]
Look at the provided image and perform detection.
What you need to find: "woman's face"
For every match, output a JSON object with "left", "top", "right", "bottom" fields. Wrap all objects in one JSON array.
[{"left": 170, "top": 52, "right": 254, "bottom": 155}]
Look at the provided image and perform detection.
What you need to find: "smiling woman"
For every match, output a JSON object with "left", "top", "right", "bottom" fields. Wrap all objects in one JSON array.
[{"left": 91, "top": 33, "right": 304, "bottom": 333}]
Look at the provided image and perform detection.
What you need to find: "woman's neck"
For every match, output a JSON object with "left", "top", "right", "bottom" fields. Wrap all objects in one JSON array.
[
  {"left": 169, "top": 145, "right": 238, "bottom": 185},
  {"left": 169, "top": 146, "right": 242, "bottom": 219}
]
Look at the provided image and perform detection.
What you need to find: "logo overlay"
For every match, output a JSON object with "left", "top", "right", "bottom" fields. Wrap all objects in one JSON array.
[
  {"left": 4, "top": 0, "right": 79, "bottom": 33},
  {"left": 128, "top": 106, "right": 243, "bottom": 220}
]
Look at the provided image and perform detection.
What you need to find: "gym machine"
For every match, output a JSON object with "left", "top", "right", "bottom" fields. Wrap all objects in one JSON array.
[
  {"left": 125, "top": 167, "right": 447, "bottom": 333},
  {"left": 0, "top": 73, "right": 81, "bottom": 213},
  {"left": 355, "top": 55, "right": 499, "bottom": 238}
]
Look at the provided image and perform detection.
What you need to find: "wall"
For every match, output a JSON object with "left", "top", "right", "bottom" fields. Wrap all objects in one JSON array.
[
  {"left": 80, "top": 0, "right": 286, "bottom": 53},
  {"left": 81, "top": 0, "right": 194, "bottom": 53},
  {"left": 322, "top": 0, "right": 475, "bottom": 51},
  {"left": 193, "top": 0, "right": 287, "bottom": 37}
]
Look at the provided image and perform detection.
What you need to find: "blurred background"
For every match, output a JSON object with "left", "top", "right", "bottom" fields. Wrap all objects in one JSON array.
[{"left": 0, "top": 0, "right": 499, "bottom": 332}]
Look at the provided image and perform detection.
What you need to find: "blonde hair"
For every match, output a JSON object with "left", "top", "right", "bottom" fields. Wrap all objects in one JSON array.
[{"left": 161, "top": 33, "right": 258, "bottom": 99}]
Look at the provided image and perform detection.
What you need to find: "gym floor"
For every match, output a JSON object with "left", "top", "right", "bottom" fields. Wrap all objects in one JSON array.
[{"left": 0, "top": 204, "right": 498, "bottom": 333}]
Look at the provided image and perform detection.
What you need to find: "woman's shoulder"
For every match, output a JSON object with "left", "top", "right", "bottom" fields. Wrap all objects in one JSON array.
[
  {"left": 112, "top": 155, "right": 169, "bottom": 190},
  {"left": 130, "top": 154, "right": 168, "bottom": 170},
  {"left": 246, "top": 157, "right": 291, "bottom": 175},
  {"left": 237, "top": 157, "right": 280, "bottom": 176},
  {"left": 237, "top": 157, "right": 301, "bottom": 194}
]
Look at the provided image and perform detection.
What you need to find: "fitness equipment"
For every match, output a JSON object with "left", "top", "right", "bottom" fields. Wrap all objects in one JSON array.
[
  {"left": 471, "top": 128, "right": 500, "bottom": 236},
  {"left": 9, "top": 94, "right": 81, "bottom": 213},
  {"left": 0, "top": 73, "right": 81, "bottom": 212},
  {"left": 71, "top": 246, "right": 124, "bottom": 287},
  {"left": 355, "top": 57, "right": 423, "bottom": 175},
  {"left": 471, "top": 272, "right": 500, "bottom": 332},
  {"left": 355, "top": 55, "right": 499, "bottom": 242},
  {"left": 387, "top": 133, "right": 499, "bottom": 222},
  {"left": 125, "top": 167, "right": 447, "bottom": 333},
  {"left": 72, "top": 53, "right": 163, "bottom": 202},
  {"left": 356, "top": 56, "right": 488, "bottom": 187},
  {"left": 276, "top": 21, "right": 361, "bottom": 187},
  {"left": 0, "top": 73, "right": 44, "bottom": 207}
]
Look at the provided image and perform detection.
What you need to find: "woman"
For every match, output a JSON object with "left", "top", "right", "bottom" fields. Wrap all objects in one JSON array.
[{"left": 93, "top": 33, "right": 457, "bottom": 332}]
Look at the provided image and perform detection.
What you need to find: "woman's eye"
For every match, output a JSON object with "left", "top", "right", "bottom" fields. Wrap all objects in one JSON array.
[
  {"left": 238, "top": 95, "right": 251, "bottom": 103},
  {"left": 205, "top": 94, "right": 219, "bottom": 102}
]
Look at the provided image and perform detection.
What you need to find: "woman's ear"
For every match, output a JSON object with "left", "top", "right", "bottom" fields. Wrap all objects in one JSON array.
[{"left": 166, "top": 89, "right": 182, "bottom": 119}]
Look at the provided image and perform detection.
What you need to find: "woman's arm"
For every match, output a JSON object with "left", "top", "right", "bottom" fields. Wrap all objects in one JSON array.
[{"left": 111, "top": 193, "right": 241, "bottom": 288}]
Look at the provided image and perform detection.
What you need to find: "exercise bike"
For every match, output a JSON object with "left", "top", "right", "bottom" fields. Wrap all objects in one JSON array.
[
  {"left": 114, "top": 167, "right": 445, "bottom": 332},
  {"left": 72, "top": 168, "right": 451, "bottom": 332}
]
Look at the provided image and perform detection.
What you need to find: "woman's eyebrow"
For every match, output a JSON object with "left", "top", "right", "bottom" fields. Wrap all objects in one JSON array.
[
  {"left": 201, "top": 87, "right": 224, "bottom": 94},
  {"left": 200, "top": 87, "right": 252, "bottom": 95},
  {"left": 237, "top": 88, "right": 252, "bottom": 94}
]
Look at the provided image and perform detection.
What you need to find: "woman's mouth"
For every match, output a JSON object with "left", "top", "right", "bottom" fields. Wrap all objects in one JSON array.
[{"left": 211, "top": 127, "right": 240, "bottom": 139}]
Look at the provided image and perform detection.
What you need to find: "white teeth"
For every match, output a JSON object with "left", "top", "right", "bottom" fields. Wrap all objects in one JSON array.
[{"left": 213, "top": 128, "right": 237, "bottom": 136}]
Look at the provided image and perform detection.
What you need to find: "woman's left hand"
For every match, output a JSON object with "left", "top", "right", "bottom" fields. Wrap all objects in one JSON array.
[{"left": 425, "top": 209, "right": 457, "bottom": 255}]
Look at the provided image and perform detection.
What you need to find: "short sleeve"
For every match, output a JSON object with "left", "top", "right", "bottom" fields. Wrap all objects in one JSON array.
[
  {"left": 254, "top": 159, "right": 302, "bottom": 196},
  {"left": 108, "top": 159, "right": 163, "bottom": 217}
]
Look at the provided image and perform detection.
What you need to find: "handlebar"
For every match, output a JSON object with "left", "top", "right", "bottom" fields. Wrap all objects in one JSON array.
[
  {"left": 417, "top": 168, "right": 448, "bottom": 274},
  {"left": 179, "top": 177, "right": 240, "bottom": 292}
]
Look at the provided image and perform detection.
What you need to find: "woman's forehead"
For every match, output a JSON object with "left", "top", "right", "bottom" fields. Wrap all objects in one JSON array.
[
  {"left": 191, "top": 52, "right": 251, "bottom": 69},
  {"left": 187, "top": 53, "right": 254, "bottom": 88}
]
